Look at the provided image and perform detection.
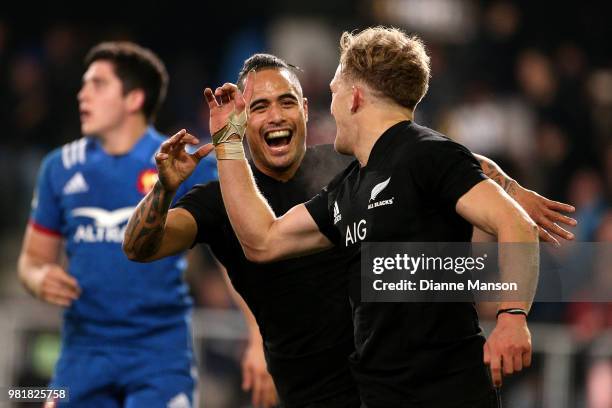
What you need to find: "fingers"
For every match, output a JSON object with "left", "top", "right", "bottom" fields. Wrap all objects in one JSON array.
[
  {"left": 544, "top": 208, "right": 577, "bottom": 229},
  {"left": 489, "top": 352, "right": 503, "bottom": 387},
  {"left": 538, "top": 227, "right": 560, "bottom": 246},
  {"left": 522, "top": 349, "right": 532, "bottom": 367},
  {"left": 241, "top": 365, "right": 252, "bottom": 391},
  {"left": 191, "top": 143, "right": 214, "bottom": 161},
  {"left": 252, "top": 371, "right": 262, "bottom": 407},
  {"left": 262, "top": 378, "right": 278, "bottom": 408},
  {"left": 160, "top": 129, "right": 187, "bottom": 153},
  {"left": 158, "top": 130, "right": 201, "bottom": 162},
  {"left": 213, "top": 82, "right": 250, "bottom": 112},
  {"left": 502, "top": 352, "right": 514, "bottom": 376},
  {"left": 484, "top": 342, "right": 502, "bottom": 387},
  {"left": 44, "top": 267, "right": 80, "bottom": 301},
  {"left": 41, "top": 282, "right": 77, "bottom": 307},
  {"left": 243, "top": 70, "right": 255, "bottom": 106},
  {"left": 513, "top": 352, "right": 523, "bottom": 372},
  {"left": 543, "top": 198, "right": 575, "bottom": 213},
  {"left": 204, "top": 88, "right": 219, "bottom": 109},
  {"left": 540, "top": 214, "right": 575, "bottom": 241},
  {"left": 53, "top": 270, "right": 81, "bottom": 296}
]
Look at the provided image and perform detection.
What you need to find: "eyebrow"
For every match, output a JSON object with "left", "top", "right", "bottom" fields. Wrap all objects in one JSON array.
[
  {"left": 82, "top": 76, "right": 106, "bottom": 84},
  {"left": 249, "top": 93, "right": 299, "bottom": 109}
]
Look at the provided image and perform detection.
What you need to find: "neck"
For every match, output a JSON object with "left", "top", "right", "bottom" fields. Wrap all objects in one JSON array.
[
  {"left": 353, "top": 106, "right": 413, "bottom": 167},
  {"left": 254, "top": 150, "right": 306, "bottom": 183},
  {"left": 97, "top": 115, "right": 149, "bottom": 155}
]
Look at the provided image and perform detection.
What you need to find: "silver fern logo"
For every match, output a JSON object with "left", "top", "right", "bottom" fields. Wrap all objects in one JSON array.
[
  {"left": 368, "top": 177, "right": 394, "bottom": 210},
  {"left": 370, "top": 178, "right": 391, "bottom": 201}
]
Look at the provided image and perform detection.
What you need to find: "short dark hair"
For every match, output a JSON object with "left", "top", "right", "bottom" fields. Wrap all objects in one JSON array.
[
  {"left": 85, "top": 41, "right": 168, "bottom": 122},
  {"left": 237, "top": 53, "right": 303, "bottom": 97}
]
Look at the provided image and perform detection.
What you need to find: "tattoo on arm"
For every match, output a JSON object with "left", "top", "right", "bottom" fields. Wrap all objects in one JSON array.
[
  {"left": 124, "top": 181, "right": 175, "bottom": 259},
  {"left": 477, "top": 156, "right": 518, "bottom": 197}
]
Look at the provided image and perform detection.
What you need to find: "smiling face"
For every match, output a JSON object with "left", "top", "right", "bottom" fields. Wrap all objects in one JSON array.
[
  {"left": 77, "top": 60, "right": 134, "bottom": 137},
  {"left": 245, "top": 68, "right": 308, "bottom": 179}
]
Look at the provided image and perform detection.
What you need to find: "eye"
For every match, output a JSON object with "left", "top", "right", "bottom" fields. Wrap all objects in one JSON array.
[{"left": 251, "top": 104, "right": 266, "bottom": 112}]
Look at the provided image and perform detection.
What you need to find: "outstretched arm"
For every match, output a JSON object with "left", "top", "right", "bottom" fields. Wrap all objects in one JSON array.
[
  {"left": 474, "top": 154, "right": 576, "bottom": 245},
  {"left": 203, "top": 75, "right": 332, "bottom": 263}
]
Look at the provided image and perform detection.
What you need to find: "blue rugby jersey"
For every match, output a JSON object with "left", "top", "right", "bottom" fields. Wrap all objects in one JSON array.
[{"left": 30, "top": 127, "right": 217, "bottom": 351}]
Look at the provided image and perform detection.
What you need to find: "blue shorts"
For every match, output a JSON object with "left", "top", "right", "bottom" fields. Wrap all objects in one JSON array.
[{"left": 50, "top": 346, "right": 196, "bottom": 408}]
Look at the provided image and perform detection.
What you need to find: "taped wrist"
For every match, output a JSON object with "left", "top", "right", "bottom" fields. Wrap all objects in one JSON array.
[{"left": 212, "top": 110, "right": 247, "bottom": 160}]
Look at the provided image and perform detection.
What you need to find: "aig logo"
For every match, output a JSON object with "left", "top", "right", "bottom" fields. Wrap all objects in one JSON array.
[{"left": 345, "top": 219, "right": 367, "bottom": 246}]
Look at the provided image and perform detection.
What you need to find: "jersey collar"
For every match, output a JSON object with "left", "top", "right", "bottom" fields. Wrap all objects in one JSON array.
[
  {"left": 89, "top": 126, "right": 161, "bottom": 162},
  {"left": 364, "top": 120, "right": 412, "bottom": 169}
]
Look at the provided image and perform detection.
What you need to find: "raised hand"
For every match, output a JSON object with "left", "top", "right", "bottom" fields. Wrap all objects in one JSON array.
[
  {"left": 203, "top": 71, "right": 255, "bottom": 136},
  {"left": 155, "top": 129, "right": 213, "bottom": 193}
]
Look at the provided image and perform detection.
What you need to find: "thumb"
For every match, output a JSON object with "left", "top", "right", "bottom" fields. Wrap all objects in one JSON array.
[{"left": 154, "top": 151, "right": 171, "bottom": 167}]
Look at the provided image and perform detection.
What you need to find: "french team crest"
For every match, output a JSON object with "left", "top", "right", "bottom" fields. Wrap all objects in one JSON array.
[{"left": 137, "top": 169, "right": 159, "bottom": 194}]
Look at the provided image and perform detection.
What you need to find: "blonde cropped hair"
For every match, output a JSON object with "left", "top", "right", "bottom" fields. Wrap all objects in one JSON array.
[{"left": 339, "top": 27, "right": 431, "bottom": 110}]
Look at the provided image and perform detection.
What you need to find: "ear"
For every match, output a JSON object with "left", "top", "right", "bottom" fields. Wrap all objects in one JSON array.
[
  {"left": 125, "top": 89, "right": 146, "bottom": 115},
  {"left": 350, "top": 85, "right": 362, "bottom": 114},
  {"left": 302, "top": 97, "right": 309, "bottom": 123}
]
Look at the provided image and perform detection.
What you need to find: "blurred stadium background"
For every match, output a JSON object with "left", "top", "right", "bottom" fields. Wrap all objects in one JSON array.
[{"left": 0, "top": 1, "right": 610, "bottom": 407}]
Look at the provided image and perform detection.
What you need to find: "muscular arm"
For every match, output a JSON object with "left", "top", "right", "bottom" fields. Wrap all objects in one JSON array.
[
  {"left": 457, "top": 179, "right": 539, "bottom": 311},
  {"left": 473, "top": 154, "right": 518, "bottom": 196},
  {"left": 123, "top": 181, "right": 197, "bottom": 262},
  {"left": 218, "top": 159, "right": 332, "bottom": 263},
  {"left": 456, "top": 179, "right": 539, "bottom": 386}
]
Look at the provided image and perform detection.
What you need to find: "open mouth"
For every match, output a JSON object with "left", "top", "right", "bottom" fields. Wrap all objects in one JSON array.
[{"left": 264, "top": 129, "right": 292, "bottom": 148}]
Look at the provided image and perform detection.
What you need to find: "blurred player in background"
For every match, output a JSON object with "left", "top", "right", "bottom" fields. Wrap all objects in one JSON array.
[
  {"left": 17, "top": 42, "right": 218, "bottom": 407},
  {"left": 124, "top": 53, "right": 575, "bottom": 408}
]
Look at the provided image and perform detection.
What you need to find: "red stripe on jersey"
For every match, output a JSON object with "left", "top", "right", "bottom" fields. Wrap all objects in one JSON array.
[{"left": 29, "top": 220, "right": 62, "bottom": 237}]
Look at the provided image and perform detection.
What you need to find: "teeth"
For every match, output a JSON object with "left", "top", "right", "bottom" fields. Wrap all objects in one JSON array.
[{"left": 266, "top": 130, "right": 291, "bottom": 140}]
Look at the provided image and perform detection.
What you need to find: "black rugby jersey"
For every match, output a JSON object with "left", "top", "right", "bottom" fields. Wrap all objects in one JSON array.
[
  {"left": 175, "top": 144, "right": 358, "bottom": 407},
  {"left": 306, "top": 121, "right": 497, "bottom": 407}
]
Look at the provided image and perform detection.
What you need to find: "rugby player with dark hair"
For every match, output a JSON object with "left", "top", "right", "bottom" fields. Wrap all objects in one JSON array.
[
  {"left": 18, "top": 41, "right": 217, "bottom": 407},
  {"left": 125, "top": 49, "right": 575, "bottom": 407}
]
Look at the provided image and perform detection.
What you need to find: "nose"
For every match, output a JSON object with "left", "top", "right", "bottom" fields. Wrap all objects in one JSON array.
[
  {"left": 266, "top": 102, "right": 285, "bottom": 125},
  {"left": 77, "top": 83, "right": 88, "bottom": 103}
]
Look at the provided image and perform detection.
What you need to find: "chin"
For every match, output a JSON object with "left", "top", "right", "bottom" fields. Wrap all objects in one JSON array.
[
  {"left": 80, "top": 124, "right": 96, "bottom": 136},
  {"left": 334, "top": 136, "right": 352, "bottom": 156}
]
